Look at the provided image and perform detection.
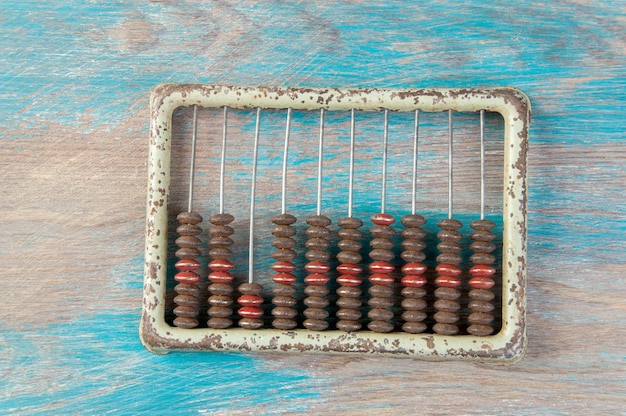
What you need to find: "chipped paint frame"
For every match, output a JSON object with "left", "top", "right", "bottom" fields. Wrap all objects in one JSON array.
[{"left": 140, "top": 84, "right": 530, "bottom": 362}]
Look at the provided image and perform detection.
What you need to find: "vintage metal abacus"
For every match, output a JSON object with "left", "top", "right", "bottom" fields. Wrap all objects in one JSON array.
[{"left": 140, "top": 84, "right": 530, "bottom": 362}]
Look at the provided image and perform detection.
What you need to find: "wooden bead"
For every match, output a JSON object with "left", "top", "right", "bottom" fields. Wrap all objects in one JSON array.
[
  {"left": 368, "top": 284, "right": 393, "bottom": 298},
  {"left": 273, "top": 273, "right": 296, "bottom": 285},
  {"left": 305, "top": 261, "right": 330, "bottom": 274},
  {"left": 209, "top": 236, "right": 234, "bottom": 247},
  {"left": 209, "top": 224, "right": 234, "bottom": 237},
  {"left": 238, "top": 307, "right": 264, "bottom": 319},
  {"left": 370, "top": 261, "right": 395, "bottom": 274},
  {"left": 272, "top": 261, "right": 296, "bottom": 273},
  {"left": 304, "top": 295, "right": 329, "bottom": 309},
  {"left": 338, "top": 216, "right": 363, "bottom": 229},
  {"left": 272, "top": 224, "right": 296, "bottom": 237},
  {"left": 369, "top": 248, "right": 395, "bottom": 262},
  {"left": 370, "top": 224, "right": 395, "bottom": 238},
  {"left": 371, "top": 213, "right": 395, "bottom": 226},
  {"left": 338, "top": 228, "right": 362, "bottom": 240},
  {"left": 305, "top": 226, "right": 331, "bottom": 238},
  {"left": 435, "top": 263, "right": 462, "bottom": 276},
  {"left": 401, "top": 250, "right": 426, "bottom": 263},
  {"left": 435, "top": 276, "right": 461, "bottom": 288},
  {"left": 369, "top": 273, "right": 394, "bottom": 286},
  {"left": 337, "top": 251, "right": 362, "bottom": 264},
  {"left": 304, "top": 285, "right": 329, "bottom": 297},
  {"left": 469, "top": 276, "right": 496, "bottom": 290},
  {"left": 401, "top": 214, "right": 426, "bottom": 227},
  {"left": 208, "top": 283, "right": 233, "bottom": 296},
  {"left": 272, "top": 284, "right": 297, "bottom": 296},
  {"left": 209, "top": 212, "right": 234, "bottom": 225},
  {"left": 177, "top": 211, "right": 202, "bottom": 224},
  {"left": 208, "top": 271, "right": 234, "bottom": 284},
  {"left": 370, "top": 237, "right": 395, "bottom": 250},
  {"left": 175, "top": 247, "right": 201, "bottom": 259},
  {"left": 207, "top": 305, "right": 232, "bottom": 318},
  {"left": 402, "top": 262, "right": 427, "bottom": 275},
  {"left": 401, "top": 227, "right": 427, "bottom": 240},
  {"left": 337, "top": 263, "right": 362, "bottom": 275},
  {"left": 207, "top": 317, "right": 233, "bottom": 329},
  {"left": 306, "top": 237, "right": 331, "bottom": 250},
  {"left": 208, "top": 247, "right": 232, "bottom": 259},
  {"left": 271, "top": 213, "right": 297, "bottom": 225},
  {"left": 174, "top": 271, "right": 200, "bottom": 284},
  {"left": 209, "top": 259, "right": 234, "bottom": 272},
  {"left": 272, "top": 236, "right": 296, "bottom": 249},
  {"left": 470, "top": 219, "right": 495, "bottom": 231},
  {"left": 175, "top": 258, "right": 200, "bottom": 271},
  {"left": 438, "top": 218, "right": 462, "bottom": 230},
  {"left": 337, "top": 275, "right": 362, "bottom": 286},
  {"left": 176, "top": 223, "right": 202, "bottom": 236},
  {"left": 306, "top": 214, "right": 331, "bottom": 227},
  {"left": 271, "top": 248, "right": 296, "bottom": 261},
  {"left": 305, "top": 250, "right": 330, "bottom": 262},
  {"left": 305, "top": 273, "right": 330, "bottom": 285}
]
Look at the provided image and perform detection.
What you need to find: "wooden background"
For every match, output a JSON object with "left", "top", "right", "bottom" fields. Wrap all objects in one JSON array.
[{"left": 1, "top": 1, "right": 625, "bottom": 414}]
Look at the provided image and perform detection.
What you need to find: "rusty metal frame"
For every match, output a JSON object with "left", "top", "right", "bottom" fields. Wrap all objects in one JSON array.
[{"left": 140, "top": 84, "right": 530, "bottom": 362}]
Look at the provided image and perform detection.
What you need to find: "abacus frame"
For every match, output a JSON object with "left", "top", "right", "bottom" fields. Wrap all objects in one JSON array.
[{"left": 140, "top": 84, "right": 530, "bottom": 362}]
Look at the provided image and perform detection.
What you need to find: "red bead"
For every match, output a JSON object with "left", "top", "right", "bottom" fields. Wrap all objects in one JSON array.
[
  {"left": 436, "top": 263, "right": 462, "bottom": 277},
  {"left": 402, "top": 262, "right": 427, "bottom": 275},
  {"left": 273, "top": 272, "right": 296, "bottom": 284},
  {"left": 337, "top": 274, "right": 362, "bottom": 286},
  {"left": 175, "top": 258, "right": 200, "bottom": 272},
  {"left": 371, "top": 213, "right": 395, "bottom": 226},
  {"left": 272, "top": 261, "right": 296, "bottom": 273},
  {"left": 209, "top": 259, "right": 234, "bottom": 272},
  {"left": 208, "top": 271, "right": 233, "bottom": 283},
  {"left": 305, "top": 273, "right": 329, "bottom": 285},
  {"left": 369, "top": 273, "right": 394, "bottom": 285},
  {"left": 238, "top": 306, "right": 263, "bottom": 319},
  {"left": 337, "top": 263, "right": 362, "bottom": 275},
  {"left": 238, "top": 294, "right": 263, "bottom": 307},
  {"left": 369, "top": 261, "right": 394, "bottom": 274},
  {"left": 401, "top": 274, "right": 427, "bottom": 287},
  {"left": 469, "top": 276, "right": 496, "bottom": 290},
  {"left": 174, "top": 271, "right": 200, "bottom": 284},
  {"left": 470, "top": 264, "right": 496, "bottom": 277},
  {"left": 435, "top": 275, "right": 461, "bottom": 288},
  {"left": 305, "top": 261, "right": 330, "bottom": 273}
]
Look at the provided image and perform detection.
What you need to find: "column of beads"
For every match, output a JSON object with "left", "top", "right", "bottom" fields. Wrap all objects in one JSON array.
[
  {"left": 367, "top": 110, "right": 396, "bottom": 334},
  {"left": 335, "top": 109, "right": 364, "bottom": 332},
  {"left": 237, "top": 107, "right": 264, "bottom": 330},
  {"left": 302, "top": 109, "right": 331, "bottom": 331},
  {"left": 400, "top": 110, "right": 427, "bottom": 334},
  {"left": 173, "top": 211, "right": 203, "bottom": 328},
  {"left": 172, "top": 105, "right": 202, "bottom": 329},
  {"left": 433, "top": 110, "right": 463, "bottom": 335},
  {"left": 271, "top": 108, "right": 299, "bottom": 331},
  {"left": 467, "top": 110, "right": 497, "bottom": 336},
  {"left": 206, "top": 213, "right": 235, "bottom": 329}
]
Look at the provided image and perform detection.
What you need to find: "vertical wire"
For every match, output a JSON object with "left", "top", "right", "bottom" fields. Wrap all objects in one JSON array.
[
  {"left": 248, "top": 107, "right": 261, "bottom": 284},
  {"left": 411, "top": 110, "right": 419, "bottom": 216},
  {"left": 480, "top": 109, "right": 485, "bottom": 220},
  {"left": 188, "top": 105, "right": 198, "bottom": 212},
  {"left": 448, "top": 109, "right": 453, "bottom": 220},
  {"left": 348, "top": 109, "right": 355, "bottom": 218},
  {"left": 381, "top": 109, "right": 389, "bottom": 214},
  {"left": 219, "top": 106, "right": 228, "bottom": 214},
  {"left": 281, "top": 108, "right": 292, "bottom": 215},
  {"left": 316, "top": 108, "right": 325, "bottom": 216}
]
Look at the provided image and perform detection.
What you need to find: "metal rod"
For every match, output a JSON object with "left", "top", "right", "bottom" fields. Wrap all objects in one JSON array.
[
  {"left": 480, "top": 109, "right": 485, "bottom": 220},
  {"left": 348, "top": 109, "right": 355, "bottom": 218},
  {"left": 448, "top": 109, "right": 453, "bottom": 220},
  {"left": 219, "top": 106, "right": 228, "bottom": 214},
  {"left": 281, "top": 108, "right": 292, "bottom": 215},
  {"left": 381, "top": 109, "right": 389, "bottom": 214},
  {"left": 411, "top": 110, "right": 419, "bottom": 216},
  {"left": 316, "top": 108, "right": 325, "bottom": 216},
  {"left": 188, "top": 105, "right": 198, "bottom": 212},
  {"left": 248, "top": 108, "right": 261, "bottom": 284}
]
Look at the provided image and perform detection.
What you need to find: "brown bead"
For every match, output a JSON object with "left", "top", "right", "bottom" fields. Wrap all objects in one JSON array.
[
  {"left": 336, "top": 296, "right": 362, "bottom": 309},
  {"left": 401, "top": 286, "right": 426, "bottom": 298},
  {"left": 208, "top": 283, "right": 233, "bottom": 296},
  {"left": 174, "top": 294, "right": 199, "bottom": 308},
  {"left": 272, "top": 224, "right": 296, "bottom": 237},
  {"left": 239, "top": 282, "right": 263, "bottom": 295},
  {"left": 435, "top": 299, "right": 461, "bottom": 312},
  {"left": 177, "top": 211, "right": 203, "bottom": 225},
  {"left": 369, "top": 296, "right": 394, "bottom": 309},
  {"left": 337, "top": 251, "right": 362, "bottom": 264},
  {"left": 467, "top": 324, "right": 494, "bottom": 336},
  {"left": 338, "top": 216, "right": 363, "bottom": 229},
  {"left": 369, "top": 248, "right": 395, "bottom": 262},
  {"left": 336, "top": 308, "right": 362, "bottom": 321},
  {"left": 208, "top": 295, "right": 233, "bottom": 307},
  {"left": 306, "top": 237, "right": 331, "bottom": 250},
  {"left": 209, "top": 247, "right": 232, "bottom": 260},
  {"left": 468, "top": 312, "right": 493, "bottom": 325},
  {"left": 432, "top": 322, "right": 458, "bottom": 335},
  {"left": 173, "top": 305, "right": 198, "bottom": 319},
  {"left": 338, "top": 229, "right": 362, "bottom": 243},
  {"left": 471, "top": 229, "right": 496, "bottom": 242},
  {"left": 176, "top": 235, "right": 202, "bottom": 248},
  {"left": 272, "top": 284, "right": 297, "bottom": 296},
  {"left": 173, "top": 317, "right": 199, "bottom": 329},
  {"left": 273, "top": 295, "right": 297, "bottom": 307},
  {"left": 209, "top": 224, "right": 234, "bottom": 237},
  {"left": 433, "top": 311, "right": 459, "bottom": 324},
  {"left": 271, "top": 248, "right": 296, "bottom": 261},
  {"left": 305, "top": 226, "right": 331, "bottom": 239},
  {"left": 401, "top": 297, "right": 427, "bottom": 310},
  {"left": 303, "top": 319, "right": 329, "bottom": 331},
  {"left": 469, "top": 289, "right": 496, "bottom": 302},
  {"left": 239, "top": 318, "right": 263, "bottom": 330},
  {"left": 438, "top": 218, "right": 462, "bottom": 230},
  {"left": 470, "top": 219, "right": 495, "bottom": 231},
  {"left": 207, "top": 305, "right": 232, "bottom": 318},
  {"left": 306, "top": 215, "right": 331, "bottom": 227},
  {"left": 177, "top": 223, "right": 202, "bottom": 236},
  {"left": 272, "top": 236, "right": 296, "bottom": 249},
  {"left": 272, "top": 213, "right": 297, "bottom": 225},
  {"left": 336, "top": 320, "right": 361, "bottom": 332},
  {"left": 208, "top": 317, "right": 233, "bottom": 329},
  {"left": 401, "top": 239, "right": 426, "bottom": 251},
  {"left": 210, "top": 236, "right": 234, "bottom": 247},
  {"left": 437, "top": 229, "right": 462, "bottom": 242},
  {"left": 401, "top": 214, "right": 426, "bottom": 227},
  {"left": 209, "top": 213, "right": 234, "bottom": 225},
  {"left": 470, "top": 253, "right": 496, "bottom": 265},
  {"left": 305, "top": 250, "right": 330, "bottom": 262},
  {"left": 434, "top": 287, "right": 461, "bottom": 300},
  {"left": 469, "top": 299, "right": 495, "bottom": 313},
  {"left": 303, "top": 307, "right": 329, "bottom": 320},
  {"left": 436, "top": 252, "right": 462, "bottom": 265},
  {"left": 370, "top": 225, "right": 395, "bottom": 238},
  {"left": 401, "top": 250, "right": 426, "bottom": 263},
  {"left": 402, "top": 321, "right": 427, "bottom": 334},
  {"left": 368, "top": 284, "right": 393, "bottom": 298},
  {"left": 470, "top": 240, "right": 496, "bottom": 253},
  {"left": 336, "top": 286, "right": 361, "bottom": 298},
  {"left": 272, "top": 306, "right": 298, "bottom": 319},
  {"left": 367, "top": 320, "right": 394, "bottom": 333},
  {"left": 175, "top": 283, "right": 200, "bottom": 296},
  {"left": 304, "top": 296, "right": 329, "bottom": 309},
  {"left": 175, "top": 247, "right": 201, "bottom": 259},
  {"left": 437, "top": 240, "right": 462, "bottom": 253},
  {"left": 401, "top": 227, "right": 427, "bottom": 240},
  {"left": 370, "top": 237, "right": 395, "bottom": 250},
  {"left": 402, "top": 310, "right": 427, "bottom": 322},
  {"left": 337, "top": 239, "right": 361, "bottom": 252},
  {"left": 304, "top": 285, "right": 329, "bottom": 297}
]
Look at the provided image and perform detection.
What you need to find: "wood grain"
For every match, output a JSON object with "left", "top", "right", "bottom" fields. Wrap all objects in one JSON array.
[{"left": 1, "top": 1, "right": 625, "bottom": 414}]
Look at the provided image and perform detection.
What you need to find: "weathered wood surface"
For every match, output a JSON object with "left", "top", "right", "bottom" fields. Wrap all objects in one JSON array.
[{"left": 1, "top": 1, "right": 625, "bottom": 414}]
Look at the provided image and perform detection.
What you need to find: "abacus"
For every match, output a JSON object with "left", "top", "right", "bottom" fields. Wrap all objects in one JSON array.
[{"left": 140, "top": 84, "right": 530, "bottom": 362}]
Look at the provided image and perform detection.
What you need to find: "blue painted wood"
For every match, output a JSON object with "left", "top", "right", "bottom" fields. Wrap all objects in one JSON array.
[{"left": 1, "top": 1, "right": 625, "bottom": 414}]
